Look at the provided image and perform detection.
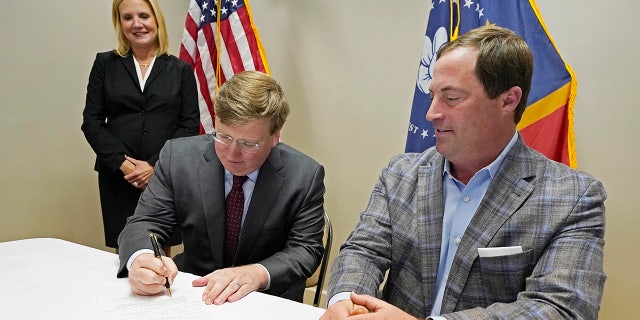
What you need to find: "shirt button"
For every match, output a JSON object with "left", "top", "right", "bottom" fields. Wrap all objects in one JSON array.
[
  {"left": 455, "top": 237, "right": 461, "bottom": 244},
  {"left": 463, "top": 196, "right": 470, "bottom": 203}
]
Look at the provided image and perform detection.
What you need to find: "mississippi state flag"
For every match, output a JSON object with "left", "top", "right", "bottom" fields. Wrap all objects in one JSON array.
[
  {"left": 180, "top": 0, "right": 269, "bottom": 134},
  {"left": 405, "top": 0, "right": 577, "bottom": 168}
]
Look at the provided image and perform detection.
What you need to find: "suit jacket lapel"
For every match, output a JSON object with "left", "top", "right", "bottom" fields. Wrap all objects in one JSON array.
[
  {"left": 143, "top": 54, "right": 167, "bottom": 91},
  {"left": 234, "top": 145, "right": 285, "bottom": 265},
  {"left": 440, "top": 138, "right": 536, "bottom": 313},
  {"left": 199, "top": 146, "right": 227, "bottom": 268},
  {"left": 418, "top": 152, "right": 446, "bottom": 313},
  {"left": 117, "top": 53, "right": 167, "bottom": 93},
  {"left": 119, "top": 54, "right": 141, "bottom": 92}
]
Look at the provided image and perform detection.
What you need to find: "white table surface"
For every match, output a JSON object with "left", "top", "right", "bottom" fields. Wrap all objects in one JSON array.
[{"left": 0, "top": 238, "right": 325, "bottom": 319}]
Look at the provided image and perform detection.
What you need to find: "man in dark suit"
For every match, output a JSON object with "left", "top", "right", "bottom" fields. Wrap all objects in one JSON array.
[
  {"left": 117, "top": 71, "right": 325, "bottom": 304},
  {"left": 321, "top": 26, "right": 606, "bottom": 319}
]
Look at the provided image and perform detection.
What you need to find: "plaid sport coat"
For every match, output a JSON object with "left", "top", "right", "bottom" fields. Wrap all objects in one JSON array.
[{"left": 328, "top": 137, "right": 606, "bottom": 319}]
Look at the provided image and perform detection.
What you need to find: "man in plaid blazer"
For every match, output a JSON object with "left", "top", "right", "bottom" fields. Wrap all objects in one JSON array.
[{"left": 321, "top": 26, "right": 606, "bottom": 320}]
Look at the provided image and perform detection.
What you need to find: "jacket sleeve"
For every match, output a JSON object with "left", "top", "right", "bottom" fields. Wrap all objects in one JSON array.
[
  {"left": 259, "top": 164, "right": 326, "bottom": 295},
  {"left": 81, "top": 52, "right": 129, "bottom": 172},
  {"left": 117, "top": 139, "right": 179, "bottom": 277}
]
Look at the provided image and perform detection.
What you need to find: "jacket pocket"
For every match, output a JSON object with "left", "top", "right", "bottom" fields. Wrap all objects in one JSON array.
[{"left": 478, "top": 248, "right": 534, "bottom": 303}]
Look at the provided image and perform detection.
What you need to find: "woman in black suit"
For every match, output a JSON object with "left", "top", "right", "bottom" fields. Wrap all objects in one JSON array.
[{"left": 82, "top": 0, "right": 199, "bottom": 251}]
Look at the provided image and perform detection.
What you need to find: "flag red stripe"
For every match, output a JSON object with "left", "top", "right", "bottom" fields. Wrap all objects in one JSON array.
[
  {"left": 194, "top": 55, "right": 214, "bottom": 118},
  {"left": 220, "top": 20, "right": 246, "bottom": 74},
  {"left": 179, "top": 45, "right": 194, "bottom": 67},
  {"left": 201, "top": 24, "right": 226, "bottom": 85},
  {"left": 179, "top": 12, "right": 198, "bottom": 65},
  {"left": 192, "top": 48, "right": 215, "bottom": 134},
  {"left": 184, "top": 12, "right": 198, "bottom": 39},
  {"left": 520, "top": 105, "right": 569, "bottom": 165},
  {"left": 236, "top": 8, "right": 265, "bottom": 72}
]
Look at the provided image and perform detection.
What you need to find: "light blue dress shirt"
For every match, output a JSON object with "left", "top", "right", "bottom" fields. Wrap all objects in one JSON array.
[{"left": 429, "top": 132, "right": 517, "bottom": 319}]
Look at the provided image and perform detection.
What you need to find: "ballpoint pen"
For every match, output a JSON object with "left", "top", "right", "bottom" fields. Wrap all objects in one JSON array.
[{"left": 149, "top": 233, "right": 172, "bottom": 297}]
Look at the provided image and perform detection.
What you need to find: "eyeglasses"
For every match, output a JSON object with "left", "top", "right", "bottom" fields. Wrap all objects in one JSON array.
[{"left": 212, "top": 131, "right": 263, "bottom": 153}]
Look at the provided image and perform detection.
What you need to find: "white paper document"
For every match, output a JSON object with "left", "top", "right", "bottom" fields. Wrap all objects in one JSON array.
[
  {"left": 92, "top": 272, "right": 209, "bottom": 320},
  {"left": 93, "top": 295, "right": 211, "bottom": 320},
  {"left": 91, "top": 272, "right": 324, "bottom": 320}
]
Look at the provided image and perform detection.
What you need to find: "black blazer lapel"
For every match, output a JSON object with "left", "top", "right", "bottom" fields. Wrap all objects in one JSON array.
[
  {"left": 144, "top": 54, "right": 168, "bottom": 92},
  {"left": 118, "top": 54, "right": 141, "bottom": 92}
]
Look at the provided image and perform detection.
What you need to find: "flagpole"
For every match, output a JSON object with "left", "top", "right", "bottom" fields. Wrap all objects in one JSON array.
[
  {"left": 450, "top": 0, "right": 460, "bottom": 40},
  {"left": 215, "top": 0, "right": 222, "bottom": 92}
]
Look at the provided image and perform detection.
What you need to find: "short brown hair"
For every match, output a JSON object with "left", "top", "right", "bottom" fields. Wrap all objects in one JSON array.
[
  {"left": 214, "top": 71, "right": 290, "bottom": 134},
  {"left": 437, "top": 25, "right": 533, "bottom": 123}
]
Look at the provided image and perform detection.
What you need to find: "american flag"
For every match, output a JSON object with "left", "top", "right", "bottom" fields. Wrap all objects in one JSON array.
[{"left": 179, "top": 0, "right": 269, "bottom": 133}]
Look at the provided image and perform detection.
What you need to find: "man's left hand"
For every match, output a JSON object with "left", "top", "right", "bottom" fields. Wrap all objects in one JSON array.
[
  {"left": 192, "top": 264, "right": 268, "bottom": 305},
  {"left": 346, "top": 292, "right": 419, "bottom": 320}
]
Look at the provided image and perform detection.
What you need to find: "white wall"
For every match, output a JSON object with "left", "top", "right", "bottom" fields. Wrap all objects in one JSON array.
[{"left": 0, "top": 1, "right": 636, "bottom": 318}]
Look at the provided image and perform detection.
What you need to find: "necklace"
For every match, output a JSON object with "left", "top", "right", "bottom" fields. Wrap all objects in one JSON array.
[{"left": 139, "top": 63, "right": 150, "bottom": 67}]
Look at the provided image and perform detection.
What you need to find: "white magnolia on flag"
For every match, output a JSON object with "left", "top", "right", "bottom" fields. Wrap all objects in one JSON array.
[{"left": 180, "top": 0, "right": 268, "bottom": 133}]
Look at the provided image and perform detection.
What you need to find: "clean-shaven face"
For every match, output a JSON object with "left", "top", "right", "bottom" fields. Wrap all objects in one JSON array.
[
  {"left": 118, "top": 0, "right": 158, "bottom": 51},
  {"left": 213, "top": 117, "right": 279, "bottom": 176},
  {"left": 426, "top": 46, "right": 508, "bottom": 166}
]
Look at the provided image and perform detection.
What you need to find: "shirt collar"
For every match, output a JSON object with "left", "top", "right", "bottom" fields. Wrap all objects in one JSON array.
[
  {"left": 443, "top": 131, "right": 519, "bottom": 180},
  {"left": 224, "top": 169, "right": 259, "bottom": 182}
]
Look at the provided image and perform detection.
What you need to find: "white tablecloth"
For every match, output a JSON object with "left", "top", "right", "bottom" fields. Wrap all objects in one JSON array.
[{"left": 0, "top": 238, "right": 325, "bottom": 319}]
